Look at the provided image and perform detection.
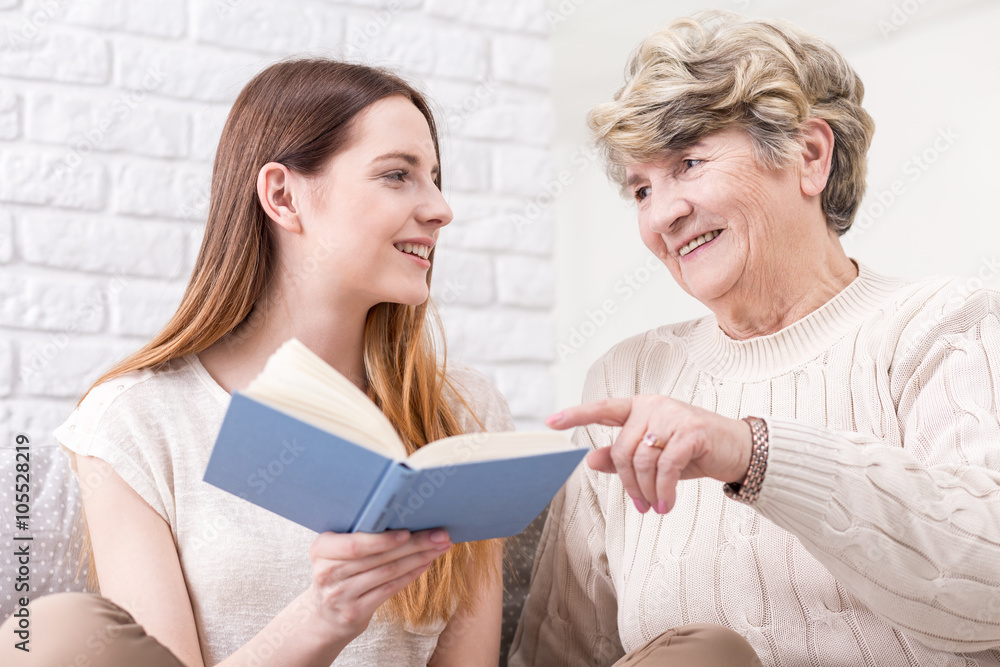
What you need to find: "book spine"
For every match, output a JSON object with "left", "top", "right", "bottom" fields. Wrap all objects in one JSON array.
[{"left": 351, "top": 465, "right": 418, "bottom": 533}]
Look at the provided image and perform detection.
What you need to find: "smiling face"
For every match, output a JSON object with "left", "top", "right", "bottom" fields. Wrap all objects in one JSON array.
[
  {"left": 292, "top": 95, "right": 452, "bottom": 309},
  {"left": 625, "top": 128, "right": 810, "bottom": 305}
]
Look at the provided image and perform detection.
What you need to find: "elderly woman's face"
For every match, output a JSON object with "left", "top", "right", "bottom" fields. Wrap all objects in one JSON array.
[{"left": 625, "top": 128, "right": 807, "bottom": 304}]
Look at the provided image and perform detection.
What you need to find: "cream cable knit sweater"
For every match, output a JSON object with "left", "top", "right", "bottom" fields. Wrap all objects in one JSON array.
[{"left": 510, "top": 262, "right": 1000, "bottom": 667}]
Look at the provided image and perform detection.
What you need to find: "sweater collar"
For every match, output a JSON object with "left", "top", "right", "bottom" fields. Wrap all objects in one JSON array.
[{"left": 685, "top": 261, "right": 906, "bottom": 382}]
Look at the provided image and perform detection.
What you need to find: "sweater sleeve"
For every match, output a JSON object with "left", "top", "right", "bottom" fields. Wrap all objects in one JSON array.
[
  {"left": 754, "top": 291, "right": 1000, "bottom": 653},
  {"left": 508, "top": 359, "right": 625, "bottom": 667}
]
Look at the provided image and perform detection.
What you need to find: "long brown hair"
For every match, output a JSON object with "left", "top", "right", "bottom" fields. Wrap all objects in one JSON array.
[{"left": 74, "top": 58, "right": 500, "bottom": 625}]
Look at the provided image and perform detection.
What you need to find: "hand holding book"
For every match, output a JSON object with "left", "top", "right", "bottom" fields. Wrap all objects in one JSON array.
[{"left": 203, "top": 339, "right": 587, "bottom": 542}]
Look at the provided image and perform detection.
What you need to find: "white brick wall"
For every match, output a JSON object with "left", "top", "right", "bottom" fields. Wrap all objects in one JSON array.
[{"left": 0, "top": 0, "right": 558, "bottom": 448}]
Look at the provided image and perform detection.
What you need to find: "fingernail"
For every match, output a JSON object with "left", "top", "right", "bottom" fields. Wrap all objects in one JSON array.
[
  {"left": 633, "top": 497, "right": 650, "bottom": 513},
  {"left": 429, "top": 529, "right": 449, "bottom": 543},
  {"left": 545, "top": 412, "right": 564, "bottom": 426},
  {"left": 655, "top": 500, "right": 669, "bottom": 514}
]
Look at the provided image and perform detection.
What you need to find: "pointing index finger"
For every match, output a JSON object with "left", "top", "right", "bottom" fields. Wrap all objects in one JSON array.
[{"left": 545, "top": 398, "right": 633, "bottom": 430}]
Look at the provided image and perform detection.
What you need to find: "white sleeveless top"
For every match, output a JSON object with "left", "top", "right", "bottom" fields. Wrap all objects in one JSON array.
[{"left": 54, "top": 353, "right": 514, "bottom": 666}]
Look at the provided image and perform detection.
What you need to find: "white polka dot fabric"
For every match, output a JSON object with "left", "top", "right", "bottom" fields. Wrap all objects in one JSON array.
[{"left": 0, "top": 444, "right": 89, "bottom": 623}]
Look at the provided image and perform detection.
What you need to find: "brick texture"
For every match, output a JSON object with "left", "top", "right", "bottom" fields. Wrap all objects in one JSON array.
[{"left": 0, "top": 0, "right": 557, "bottom": 447}]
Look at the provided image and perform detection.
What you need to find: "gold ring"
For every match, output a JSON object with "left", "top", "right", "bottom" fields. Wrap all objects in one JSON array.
[{"left": 640, "top": 432, "right": 665, "bottom": 449}]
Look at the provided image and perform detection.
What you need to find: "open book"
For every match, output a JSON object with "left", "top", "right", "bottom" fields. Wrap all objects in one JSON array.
[{"left": 202, "top": 338, "right": 586, "bottom": 542}]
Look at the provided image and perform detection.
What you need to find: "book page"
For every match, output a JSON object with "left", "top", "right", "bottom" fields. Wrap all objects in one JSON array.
[
  {"left": 407, "top": 431, "right": 577, "bottom": 468},
  {"left": 243, "top": 338, "right": 407, "bottom": 458}
]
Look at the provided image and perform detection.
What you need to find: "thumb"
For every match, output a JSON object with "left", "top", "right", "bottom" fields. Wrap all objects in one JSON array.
[{"left": 586, "top": 447, "right": 616, "bottom": 473}]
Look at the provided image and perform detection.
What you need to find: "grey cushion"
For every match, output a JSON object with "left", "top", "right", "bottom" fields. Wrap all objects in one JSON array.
[
  {"left": 0, "top": 445, "right": 88, "bottom": 622},
  {"left": 500, "top": 507, "right": 547, "bottom": 666}
]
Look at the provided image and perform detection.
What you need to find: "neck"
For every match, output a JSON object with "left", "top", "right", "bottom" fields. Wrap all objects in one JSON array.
[
  {"left": 710, "top": 238, "right": 858, "bottom": 341},
  {"left": 216, "top": 276, "right": 370, "bottom": 391}
]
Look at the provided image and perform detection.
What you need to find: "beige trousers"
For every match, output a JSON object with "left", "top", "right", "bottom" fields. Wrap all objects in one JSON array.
[
  {"left": 611, "top": 623, "right": 761, "bottom": 666},
  {"left": 1, "top": 593, "right": 760, "bottom": 666},
  {"left": 0, "top": 592, "right": 185, "bottom": 667}
]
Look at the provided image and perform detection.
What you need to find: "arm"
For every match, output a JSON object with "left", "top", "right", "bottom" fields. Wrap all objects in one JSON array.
[
  {"left": 427, "top": 543, "right": 503, "bottom": 667},
  {"left": 77, "top": 453, "right": 206, "bottom": 667},
  {"left": 76, "top": 453, "right": 451, "bottom": 667},
  {"left": 508, "top": 361, "right": 625, "bottom": 667},
  {"left": 753, "top": 301, "right": 1000, "bottom": 652}
]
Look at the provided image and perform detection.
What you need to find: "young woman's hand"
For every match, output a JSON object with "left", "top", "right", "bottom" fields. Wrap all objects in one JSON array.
[{"left": 306, "top": 528, "right": 452, "bottom": 643}]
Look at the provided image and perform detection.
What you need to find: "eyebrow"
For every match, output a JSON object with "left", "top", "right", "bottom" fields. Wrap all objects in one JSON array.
[
  {"left": 625, "top": 172, "right": 645, "bottom": 189},
  {"left": 371, "top": 151, "right": 439, "bottom": 174},
  {"left": 624, "top": 139, "right": 710, "bottom": 189}
]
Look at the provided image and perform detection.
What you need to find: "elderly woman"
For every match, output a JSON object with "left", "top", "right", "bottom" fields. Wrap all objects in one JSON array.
[{"left": 509, "top": 11, "right": 1000, "bottom": 667}]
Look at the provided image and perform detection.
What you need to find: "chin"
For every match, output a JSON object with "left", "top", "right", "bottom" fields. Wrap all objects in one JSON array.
[
  {"left": 683, "top": 275, "right": 732, "bottom": 303},
  {"left": 393, "top": 289, "right": 431, "bottom": 307}
]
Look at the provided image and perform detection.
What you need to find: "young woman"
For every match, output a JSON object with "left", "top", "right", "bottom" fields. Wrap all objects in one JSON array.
[{"left": 4, "top": 59, "right": 510, "bottom": 666}]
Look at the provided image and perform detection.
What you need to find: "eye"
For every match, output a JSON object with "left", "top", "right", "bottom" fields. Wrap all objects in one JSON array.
[
  {"left": 682, "top": 159, "right": 702, "bottom": 170},
  {"left": 633, "top": 185, "right": 652, "bottom": 202},
  {"left": 383, "top": 170, "right": 407, "bottom": 183}
]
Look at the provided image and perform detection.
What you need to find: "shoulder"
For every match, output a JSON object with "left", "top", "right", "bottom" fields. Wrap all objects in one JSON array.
[
  {"left": 845, "top": 262, "right": 1000, "bottom": 330},
  {"left": 55, "top": 356, "right": 204, "bottom": 449},
  {"left": 443, "top": 363, "right": 515, "bottom": 434},
  {"left": 885, "top": 271, "right": 1000, "bottom": 368}
]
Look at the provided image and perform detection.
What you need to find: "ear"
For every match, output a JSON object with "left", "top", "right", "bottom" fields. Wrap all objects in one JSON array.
[
  {"left": 798, "top": 117, "right": 835, "bottom": 198},
  {"left": 256, "top": 162, "right": 303, "bottom": 234}
]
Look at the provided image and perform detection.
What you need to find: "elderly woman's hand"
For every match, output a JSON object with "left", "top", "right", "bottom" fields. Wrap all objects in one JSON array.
[{"left": 547, "top": 397, "right": 753, "bottom": 514}]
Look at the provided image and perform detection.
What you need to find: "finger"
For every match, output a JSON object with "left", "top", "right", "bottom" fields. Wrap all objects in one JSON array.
[
  {"left": 611, "top": 413, "right": 654, "bottom": 511},
  {"left": 355, "top": 560, "right": 435, "bottom": 615},
  {"left": 545, "top": 398, "right": 633, "bottom": 430},
  {"left": 348, "top": 546, "right": 446, "bottom": 606},
  {"left": 313, "top": 529, "right": 450, "bottom": 580},
  {"left": 632, "top": 434, "right": 665, "bottom": 510},
  {"left": 655, "top": 436, "right": 695, "bottom": 513},
  {"left": 310, "top": 529, "right": 411, "bottom": 563},
  {"left": 585, "top": 447, "right": 616, "bottom": 473}
]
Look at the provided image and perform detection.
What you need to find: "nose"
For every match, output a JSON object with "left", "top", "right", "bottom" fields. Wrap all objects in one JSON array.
[
  {"left": 417, "top": 183, "right": 453, "bottom": 228},
  {"left": 645, "top": 185, "right": 693, "bottom": 234}
]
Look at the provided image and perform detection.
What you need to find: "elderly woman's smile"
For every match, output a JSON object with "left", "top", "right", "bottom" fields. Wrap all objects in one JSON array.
[{"left": 677, "top": 229, "right": 722, "bottom": 257}]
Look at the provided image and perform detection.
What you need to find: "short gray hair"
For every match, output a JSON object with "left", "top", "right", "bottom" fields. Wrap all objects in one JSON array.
[{"left": 588, "top": 10, "right": 876, "bottom": 235}]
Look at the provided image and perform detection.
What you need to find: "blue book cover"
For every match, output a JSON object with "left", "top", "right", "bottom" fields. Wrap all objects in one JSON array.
[{"left": 203, "top": 391, "right": 587, "bottom": 543}]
